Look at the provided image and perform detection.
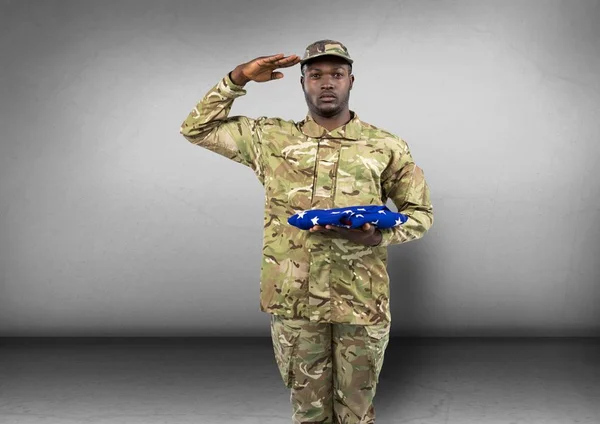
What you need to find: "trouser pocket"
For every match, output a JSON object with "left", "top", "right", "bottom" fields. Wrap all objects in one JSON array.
[
  {"left": 364, "top": 321, "right": 391, "bottom": 384},
  {"left": 270, "top": 314, "right": 301, "bottom": 388}
]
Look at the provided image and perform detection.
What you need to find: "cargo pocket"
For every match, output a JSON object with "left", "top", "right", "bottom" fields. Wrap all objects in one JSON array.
[
  {"left": 270, "top": 314, "right": 301, "bottom": 388},
  {"left": 364, "top": 322, "right": 391, "bottom": 384}
]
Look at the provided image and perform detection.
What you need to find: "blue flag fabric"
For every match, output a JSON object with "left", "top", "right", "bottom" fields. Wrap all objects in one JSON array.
[{"left": 288, "top": 205, "right": 408, "bottom": 230}]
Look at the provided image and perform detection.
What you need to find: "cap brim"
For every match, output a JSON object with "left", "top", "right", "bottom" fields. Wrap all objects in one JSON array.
[{"left": 300, "top": 52, "right": 353, "bottom": 65}]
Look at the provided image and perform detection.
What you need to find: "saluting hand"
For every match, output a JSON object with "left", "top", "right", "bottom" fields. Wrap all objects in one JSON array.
[
  {"left": 309, "top": 223, "right": 383, "bottom": 247},
  {"left": 230, "top": 53, "right": 301, "bottom": 86}
]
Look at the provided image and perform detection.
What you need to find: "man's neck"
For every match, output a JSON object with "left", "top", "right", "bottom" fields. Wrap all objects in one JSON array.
[{"left": 310, "top": 109, "right": 352, "bottom": 132}]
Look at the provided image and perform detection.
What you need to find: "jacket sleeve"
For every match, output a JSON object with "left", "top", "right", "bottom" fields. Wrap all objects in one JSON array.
[
  {"left": 377, "top": 139, "right": 434, "bottom": 247},
  {"left": 179, "top": 73, "right": 265, "bottom": 184}
]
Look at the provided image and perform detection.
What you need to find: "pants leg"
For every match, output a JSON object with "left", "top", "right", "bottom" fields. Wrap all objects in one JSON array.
[
  {"left": 332, "top": 322, "right": 390, "bottom": 424},
  {"left": 270, "top": 314, "right": 390, "bottom": 424},
  {"left": 271, "top": 314, "right": 333, "bottom": 423}
]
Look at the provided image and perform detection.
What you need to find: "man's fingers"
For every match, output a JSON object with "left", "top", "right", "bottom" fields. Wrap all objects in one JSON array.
[
  {"left": 310, "top": 224, "right": 372, "bottom": 234},
  {"left": 255, "top": 54, "right": 284, "bottom": 67},
  {"left": 256, "top": 55, "right": 300, "bottom": 71},
  {"left": 257, "top": 54, "right": 297, "bottom": 66},
  {"left": 273, "top": 56, "right": 301, "bottom": 68},
  {"left": 261, "top": 53, "right": 285, "bottom": 62},
  {"left": 273, "top": 54, "right": 299, "bottom": 62},
  {"left": 310, "top": 225, "right": 337, "bottom": 233}
]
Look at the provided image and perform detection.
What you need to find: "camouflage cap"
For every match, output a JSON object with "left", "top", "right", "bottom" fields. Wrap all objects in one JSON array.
[{"left": 300, "top": 39, "right": 353, "bottom": 65}]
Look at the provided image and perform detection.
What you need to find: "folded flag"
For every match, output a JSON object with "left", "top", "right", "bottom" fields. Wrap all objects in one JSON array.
[{"left": 288, "top": 205, "right": 408, "bottom": 230}]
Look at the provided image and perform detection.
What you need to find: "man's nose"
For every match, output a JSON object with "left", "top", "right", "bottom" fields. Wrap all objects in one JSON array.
[
  {"left": 320, "top": 75, "right": 335, "bottom": 88},
  {"left": 320, "top": 80, "right": 334, "bottom": 90}
]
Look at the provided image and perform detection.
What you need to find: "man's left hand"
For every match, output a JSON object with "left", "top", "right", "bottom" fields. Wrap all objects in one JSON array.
[{"left": 309, "top": 223, "right": 382, "bottom": 247}]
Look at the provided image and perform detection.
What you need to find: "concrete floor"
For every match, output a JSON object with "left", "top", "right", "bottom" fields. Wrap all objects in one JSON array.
[{"left": 0, "top": 338, "right": 599, "bottom": 424}]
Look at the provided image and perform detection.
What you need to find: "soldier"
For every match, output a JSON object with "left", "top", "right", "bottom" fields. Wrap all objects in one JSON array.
[{"left": 179, "top": 40, "right": 434, "bottom": 424}]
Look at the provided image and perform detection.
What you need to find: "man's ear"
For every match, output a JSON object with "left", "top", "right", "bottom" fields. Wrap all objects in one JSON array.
[
  {"left": 349, "top": 74, "right": 354, "bottom": 90},
  {"left": 300, "top": 76, "right": 304, "bottom": 88}
]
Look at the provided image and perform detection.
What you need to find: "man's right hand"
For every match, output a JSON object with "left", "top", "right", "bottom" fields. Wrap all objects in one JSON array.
[{"left": 230, "top": 53, "right": 301, "bottom": 86}]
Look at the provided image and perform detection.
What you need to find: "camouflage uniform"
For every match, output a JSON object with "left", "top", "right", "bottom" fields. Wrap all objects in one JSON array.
[{"left": 179, "top": 40, "right": 433, "bottom": 423}]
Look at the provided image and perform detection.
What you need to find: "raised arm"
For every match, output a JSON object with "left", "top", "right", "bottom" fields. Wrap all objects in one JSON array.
[{"left": 179, "top": 53, "right": 301, "bottom": 182}]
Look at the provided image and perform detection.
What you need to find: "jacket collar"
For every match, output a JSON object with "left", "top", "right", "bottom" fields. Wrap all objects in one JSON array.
[{"left": 299, "top": 110, "right": 362, "bottom": 140}]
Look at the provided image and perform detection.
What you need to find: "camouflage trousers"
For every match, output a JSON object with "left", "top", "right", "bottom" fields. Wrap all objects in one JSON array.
[{"left": 270, "top": 314, "right": 391, "bottom": 424}]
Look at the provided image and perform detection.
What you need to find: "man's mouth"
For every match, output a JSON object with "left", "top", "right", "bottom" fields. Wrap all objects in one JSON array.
[{"left": 319, "top": 93, "right": 337, "bottom": 101}]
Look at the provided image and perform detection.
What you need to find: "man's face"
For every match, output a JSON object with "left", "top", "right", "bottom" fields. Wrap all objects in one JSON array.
[{"left": 301, "top": 57, "right": 354, "bottom": 118}]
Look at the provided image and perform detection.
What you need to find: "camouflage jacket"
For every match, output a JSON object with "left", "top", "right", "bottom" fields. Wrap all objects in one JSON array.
[{"left": 179, "top": 73, "right": 434, "bottom": 325}]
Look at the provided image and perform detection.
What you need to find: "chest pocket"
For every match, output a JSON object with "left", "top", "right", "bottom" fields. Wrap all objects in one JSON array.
[
  {"left": 335, "top": 141, "right": 387, "bottom": 207},
  {"left": 266, "top": 140, "right": 318, "bottom": 211}
]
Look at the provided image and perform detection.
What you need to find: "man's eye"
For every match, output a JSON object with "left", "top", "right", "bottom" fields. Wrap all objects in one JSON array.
[
  {"left": 310, "top": 74, "right": 320, "bottom": 79},
  {"left": 334, "top": 73, "right": 343, "bottom": 78}
]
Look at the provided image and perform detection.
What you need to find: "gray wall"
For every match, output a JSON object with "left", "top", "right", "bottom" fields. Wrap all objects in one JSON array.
[{"left": 1, "top": 0, "right": 599, "bottom": 337}]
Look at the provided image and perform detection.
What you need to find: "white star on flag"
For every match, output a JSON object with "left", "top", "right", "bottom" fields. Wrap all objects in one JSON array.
[
  {"left": 378, "top": 210, "right": 387, "bottom": 214},
  {"left": 331, "top": 211, "right": 341, "bottom": 214},
  {"left": 343, "top": 210, "right": 353, "bottom": 214},
  {"left": 297, "top": 211, "right": 306, "bottom": 218},
  {"left": 371, "top": 220, "right": 379, "bottom": 225},
  {"left": 355, "top": 214, "right": 364, "bottom": 218},
  {"left": 311, "top": 216, "right": 319, "bottom": 226},
  {"left": 394, "top": 218, "right": 403, "bottom": 226},
  {"left": 357, "top": 208, "right": 366, "bottom": 211}
]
